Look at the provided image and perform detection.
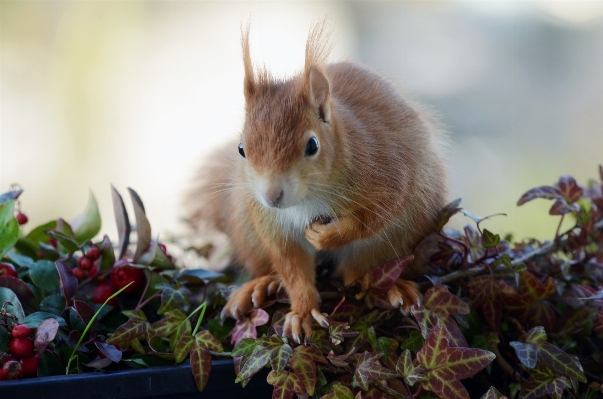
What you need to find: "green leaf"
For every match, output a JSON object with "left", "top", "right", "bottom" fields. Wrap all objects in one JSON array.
[
  {"left": 157, "top": 287, "right": 189, "bottom": 315},
  {"left": 107, "top": 313, "right": 154, "bottom": 344},
  {"left": 5, "top": 251, "right": 34, "bottom": 268},
  {"left": 0, "top": 275, "right": 40, "bottom": 314},
  {"left": 416, "top": 325, "right": 495, "bottom": 399},
  {"left": 174, "top": 333, "right": 194, "bottom": 363},
  {"left": 353, "top": 351, "right": 399, "bottom": 391},
  {"left": 70, "top": 191, "right": 101, "bottom": 243},
  {"left": 22, "top": 312, "right": 67, "bottom": 328},
  {"left": 482, "top": 229, "right": 500, "bottom": 249},
  {"left": 290, "top": 351, "right": 318, "bottom": 395},
  {"left": 0, "top": 287, "right": 25, "bottom": 321},
  {"left": 271, "top": 343, "right": 293, "bottom": 376},
  {"left": 519, "top": 363, "right": 570, "bottom": 399},
  {"left": 40, "top": 294, "right": 66, "bottom": 315},
  {"left": 176, "top": 268, "right": 224, "bottom": 283},
  {"left": 152, "top": 309, "right": 187, "bottom": 337},
  {"left": 46, "top": 230, "right": 80, "bottom": 254},
  {"left": 195, "top": 330, "right": 223, "bottom": 352},
  {"left": 267, "top": 370, "right": 304, "bottom": 399},
  {"left": 0, "top": 200, "right": 19, "bottom": 258},
  {"left": 396, "top": 350, "right": 426, "bottom": 386},
  {"left": 236, "top": 344, "right": 271, "bottom": 382},
  {"left": 25, "top": 220, "right": 56, "bottom": 244},
  {"left": 190, "top": 342, "right": 212, "bottom": 391},
  {"left": 0, "top": 189, "right": 23, "bottom": 204},
  {"left": 401, "top": 330, "right": 425, "bottom": 353},
  {"left": 232, "top": 338, "right": 259, "bottom": 358},
  {"left": 29, "top": 260, "right": 61, "bottom": 291}
]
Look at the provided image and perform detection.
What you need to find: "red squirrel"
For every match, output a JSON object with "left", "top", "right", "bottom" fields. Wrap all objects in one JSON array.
[{"left": 186, "top": 22, "right": 448, "bottom": 343}]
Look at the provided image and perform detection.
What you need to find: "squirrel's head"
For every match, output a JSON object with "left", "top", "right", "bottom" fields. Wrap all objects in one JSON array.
[{"left": 237, "top": 22, "right": 339, "bottom": 210}]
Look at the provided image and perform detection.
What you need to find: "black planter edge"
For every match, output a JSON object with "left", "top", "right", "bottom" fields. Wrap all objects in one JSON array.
[{"left": 0, "top": 359, "right": 272, "bottom": 399}]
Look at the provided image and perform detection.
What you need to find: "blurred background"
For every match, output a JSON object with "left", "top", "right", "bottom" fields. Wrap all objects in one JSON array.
[{"left": 2, "top": 1, "right": 603, "bottom": 247}]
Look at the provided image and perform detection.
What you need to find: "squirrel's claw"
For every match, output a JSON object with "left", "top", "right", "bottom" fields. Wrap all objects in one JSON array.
[
  {"left": 387, "top": 279, "right": 422, "bottom": 315},
  {"left": 283, "top": 310, "right": 319, "bottom": 343},
  {"left": 305, "top": 219, "right": 344, "bottom": 251},
  {"left": 222, "top": 275, "right": 281, "bottom": 320}
]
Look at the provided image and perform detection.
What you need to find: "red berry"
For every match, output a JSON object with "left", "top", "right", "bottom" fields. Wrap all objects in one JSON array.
[
  {"left": 110, "top": 264, "right": 144, "bottom": 294},
  {"left": 0, "top": 262, "right": 18, "bottom": 278},
  {"left": 86, "top": 246, "right": 101, "bottom": 260},
  {"left": 88, "top": 261, "right": 99, "bottom": 278},
  {"left": 9, "top": 338, "right": 34, "bottom": 359},
  {"left": 11, "top": 324, "right": 30, "bottom": 339},
  {"left": 72, "top": 267, "right": 85, "bottom": 280},
  {"left": 79, "top": 256, "right": 92, "bottom": 270},
  {"left": 92, "top": 282, "right": 118, "bottom": 306},
  {"left": 2, "top": 360, "right": 22, "bottom": 380},
  {"left": 19, "top": 356, "right": 39, "bottom": 378},
  {"left": 15, "top": 212, "right": 28, "bottom": 225},
  {"left": 159, "top": 243, "right": 167, "bottom": 253}
]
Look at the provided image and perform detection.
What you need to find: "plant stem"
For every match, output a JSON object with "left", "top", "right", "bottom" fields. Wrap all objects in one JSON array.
[
  {"left": 66, "top": 281, "right": 134, "bottom": 375},
  {"left": 439, "top": 219, "right": 603, "bottom": 284},
  {"left": 136, "top": 291, "right": 161, "bottom": 310},
  {"left": 136, "top": 269, "right": 153, "bottom": 309}
]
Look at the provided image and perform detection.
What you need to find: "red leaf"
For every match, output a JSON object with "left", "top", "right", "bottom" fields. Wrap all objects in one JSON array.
[
  {"left": 353, "top": 351, "right": 399, "bottom": 391},
  {"left": 290, "top": 351, "right": 317, "bottom": 395},
  {"left": 416, "top": 325, "right": 495, "bottom": 399},
  {"left": 231, "top": 308, "right": 269, "bottom": 346},
  {"left": 190, "top": 344, "right": 212, "bottom": 391},
  {"left": 267, "top": 370, "right": 304, "bottom": 399},
  {"left": 517, "top": 186, "right": 563, "bottom": 206},
  {"left": 467, "top": 276, "right": 503, "bottom": 331},
  {"left": 368, "top": 256, "right": 413, "bottom": 291},
  {"left": 424, "top": 285, "right": 470, "bottom": 317},
  {"left": 55, "top": 260, "right": 78, "bottom": 301},
  {"left": 556, "top": 175, "right": 583, "bottom": 203},
  {"left": 74, "top": 300, "right": 98, "bottom": 332}
]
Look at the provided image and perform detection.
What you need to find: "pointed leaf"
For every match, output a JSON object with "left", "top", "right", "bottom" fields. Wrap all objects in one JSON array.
[
  {"left": 517, "top": 186, "right": 563, "bottom": 206},
  {"left": 0, "top": 276, "right": 39, "bottom": 314},
  {"left": 480, "top": 387, "right": 509, "bottom": 399},
  {"left": 354, "top": 351, "right": 398, "bottom": 391},
  {"left": 111, "top": 186, "right": 130, "bottom": 259},
  {"left": 95, "top": 341, "right": 122, "bottom": 362},
  {"left": 128, "top": 188, "right": 152, "bottom": 262},
  {"left": 236, "top": 345, "right": 271, "bottom": 382},
  {"left": 55, "top": 260, "right": 78, "bottom": 301},
  {"left": 0, "top": 200, "right": 19, "bottom": 258},
  {"left": 70, "top": 190, "right": 101, "bottom": 243},
  {"left": 557, "top": 175, "right": 583, "bottom": 203},
  {"left": 396, "top": 349, "right": 426, "bottom": 386},
  {"left": 190, "top": 343, "right": 212, "bottom": 391},
  {"left": 174, "top": 333, "right": 194, "bottom": 363},
  {"left": 107, "top": 315, "right": 153, "bottom": 344},
  {"left": 322, "top": 384, "right": 355, "bottom": 399},
  {"left": 482, "top": 229, "right": 500, "bottom": 249},
  {"left": 422, "top": 371, "right": 470, "bottom": 399},
  {"left": 271, "top": 343, "right": 293, "bottom": 375},
  {"left": 231, "top": 308, "right": 270, "bottom": 346},
  {"left": 424, "top": 285, "right": 470, "bottom": 317},
  {"left": 195, "top": 330, "right": 223, "bottom": 352},
  {"left": 46, "top": 230, "right": 80, "bottom": 254},
  {"left": 510, "top": 341, "right": 538, "bottom": 368},
  {"left": 157, "top": 287, "right": 189, "bottom": 315},
  {"left": 99, "top": 235, "right": 116, "bottom": 272},
  {"left": 368, "top": 256, "right": 413, "bottom": 291},
  {"left": 34, "top": 318, "right": 59, "bottom": 353},
  {"left": 231, "top": 338, "right": 259, "bottom": 358},
  {"left": 74, "top": 300, "right": 98, "bottom": 332},
  {"left": 436, "top": 198, "right": 462, "bottom": 231},
  {"left": 267, "top": 370, "right": 304, "bottom": 399},
  {"left": 539, "top": 342, "right": 586, "bottom": 383},
  {"left": 290, "top": 351, "right": 317, "bottom": 395}
]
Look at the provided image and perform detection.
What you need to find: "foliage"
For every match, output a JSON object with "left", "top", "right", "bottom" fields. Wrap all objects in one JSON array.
[{"left": 1, "top": 167, "right": 603, "bottom": 398}]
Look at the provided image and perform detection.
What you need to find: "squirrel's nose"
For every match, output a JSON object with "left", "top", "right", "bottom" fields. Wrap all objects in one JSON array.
[{"left": 266, "top": 190, "right": 284, "bottom": 207}]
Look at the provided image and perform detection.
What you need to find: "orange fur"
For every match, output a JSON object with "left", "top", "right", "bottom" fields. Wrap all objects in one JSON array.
[{"left": 185, "top": 22, "right": 448, "bottom": 342}]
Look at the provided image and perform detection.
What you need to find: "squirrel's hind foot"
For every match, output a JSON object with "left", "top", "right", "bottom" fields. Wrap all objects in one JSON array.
[{"left": 387, "top": 279, "right": 422, "bottom": 315}]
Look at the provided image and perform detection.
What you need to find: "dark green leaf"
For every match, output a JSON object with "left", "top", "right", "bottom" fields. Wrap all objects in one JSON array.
[
  {"left": 46, "top": 230, "right": 80, "bottom": 254},
  {"left": 0, "top": 287, "right": 25, "bottom": 321},
  {"left": 29, "top": 260, "right": 61, "bottom": 291},
  {"left": 22, "top": 312, "right": 67, "bottom": 328},
  {"left": 176, "top": 268, "right": 224, "bottom": 283},
  {"left": 0, "top": 275, "right": 39, "bottom": 314},
  {"left": 482, "top": 229, "right": 500, "bottom": 249}
]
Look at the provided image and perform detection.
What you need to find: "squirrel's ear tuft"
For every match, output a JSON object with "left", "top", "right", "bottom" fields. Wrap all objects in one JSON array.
[
  {"left": 308, "top": 67, "right": 331, "bottom": 123},
  {"left": 241, "top": 23, "right": 255, "bottom": 102}
]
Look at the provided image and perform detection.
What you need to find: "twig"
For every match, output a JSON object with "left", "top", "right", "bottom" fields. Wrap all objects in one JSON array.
[
  {"left": 369, "top": 381, "right": 412, "bottom": 399},
  {"left": 491, "top": 343, "right": 514, "bottom": 377},
  {"left": 439, "top": 219, "right": 603, "bottom": 284}
]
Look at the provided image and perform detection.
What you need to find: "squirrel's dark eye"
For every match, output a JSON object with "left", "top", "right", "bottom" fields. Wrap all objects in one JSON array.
[
  {"left": 305, "top": 137, "right": 319, "bottom": 157},
  {"left": 238, "top": 142, "right": 245, "bottom": 158}
]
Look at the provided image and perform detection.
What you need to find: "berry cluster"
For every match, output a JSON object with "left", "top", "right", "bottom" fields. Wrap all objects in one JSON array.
[
  {"left": 73, "top": 246, "right": 101, "bottom": 281},
  {"left": 0, "top": 324, "right": 39, "bottom": 380}
]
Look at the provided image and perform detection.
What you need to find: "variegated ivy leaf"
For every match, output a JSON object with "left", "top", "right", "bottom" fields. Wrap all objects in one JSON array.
[
  {"left": 519, "top": 363, "right": 570, "bottom": 399},
  {"left": 231, "top": 308, "right": 269, "bottom": 345},
  {"left": 467, "top": 276, "right": 505, "bottom": 331},
  {"left": 510, "top": 326, "right": 586, "bottom": 383},
  {"left": 235, "top": 345, "right": 272, "bottom": 383},
  {"left": 190, "top": 340, "right": 212, "bottom": 391},
  {"left": 157, "top": 287, "right": 189, "bottom": 315},
  {"left": 290, "top": 349, "right": 317, "bottom": 395},
  {"left": 411, "top": 285, "right": 469, "bottom": 347},
  {"left": 195, "top": 330, "right": 223, "bottom": 353},
  {"left": 107, "top": 310, "right": 154, "bottom": 344},
  {"left": 353, "top": 351, "right": 399, "bottom": 391},
  {"left": 231, "top": 338, "right": 259, "bottom": 360},
  {"left": 271, "top": 343, "right": 293, "bottom": 376},
  {"left": 480, "top": 387, "right": 509, "bottom": 399},
  {"left": 174, "top": 333, "right": 194, "bottom": 363},
  {"left": 357, "top": 256, "right": 413, "bottom": 310},
  {"left": 151, "top": 309, "right": 187, "bottom": 337},
  {"left": 502, "top": 272, "right": 557, "bottom": 331},
  {"left": 321, "top": 384, "right": 355, "bottom": 399},
  {"left": 416, "top": 325, "right": 495, "bottom": 399},
  {"left": 396, "top": 349, "right": 426, "bottom": 386},
  {"left": 267, "top": 370, "right": 304, "bottom": 399},
  {"left": 329, "top": 321, "right": 359, "bottom": 345}
]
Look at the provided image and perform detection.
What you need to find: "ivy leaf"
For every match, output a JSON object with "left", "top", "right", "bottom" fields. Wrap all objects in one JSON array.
[
  {"left": 34, "top": 318, "right": 59, "bottom": 353},
  {"left": 174, "top": 333, "right": 194, "bottom": 363},
  {"left": 107, "top": 310, "right": 154, "bottom": 344},
  {"left": 519, "top": 363, "right": 570, "bottom": 399},
  {"left": 401, "top": 330, "right": 425, "bottom": 354},
  {"left": 70, "top": 190, "right": 101, "bottom": 244},
  {"left": 152, "top": 309, "right": 187, "bottom": 337},
  {"left": 329, "top": 321, "right": 359, "bottom": 345},
  {"left": 557, "top": 175, "right": 583, "bottom": 203},
  {"left": 503, "top": 272, "right": 556, "bottom": 331},
  {"left": 482, "top": 229, "right": 500, "bottom": 249},
  {"left": 416, "top": 325, "right": 495, "bottom": 399},
  {"left": 517, "top": 186, "right": 564, "bottom": 206},
  {"left": 467, "top": 276, "right": 504, "bottom": 331},
  {"left": 396, "top": 349, "right": 426, "bottom": 386},
  {"left": 267, "top": 369, "right": 304, "bottom": 399},
  {"left": 289, "top": 350, "right": 317, "bottom": 395},
  {"left": 231, "top": 308, "right": 269, "bottom": 345},
  {"left": 271, "top": 343, "right": 293, "bottom": 376},
  {"left": 236, "top": 344, "right": 271, "bottom": 382},
  {"left": 111, "top": 186, "right": 130, "bottom": 260},
  {"left": 190, "top": 340, "right": 212, "bottom": 391},
  {"left": 232, "top": 338, "right": 259, "bottom": 359},
  {"left": 353, "top": 351, "right": 399, "bottom": 391},
  {"left": 480, "top": 387, "right": 509, "bottom": 399},
  {"left": 509, "top": 341, "right": 538, "bottom": 369},
  {"left": 0, "top": 200, "right": 19, "bottom": 258},
  {"left": 412, "top": 285, "right": 469, "bottom": 347},
  {"left": 358, "top": 256, "right": 413, "bottom": 310},
  {"left": 195, "top": 330, "right": 223, "bottom": 353},
  {"left": 321, "top": 384, "right": 355, "bottom": 399},
  {"left": 157, "top": 287, "right": 189, "bottom": 315}
]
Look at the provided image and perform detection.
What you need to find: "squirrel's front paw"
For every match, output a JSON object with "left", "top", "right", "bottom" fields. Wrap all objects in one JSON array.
[
  {"left": 387, "top": 279, "right": 422, "bottom": 315},
  {"left": 221, "top": 275, "right": 282, "bottom": 320},
  {"left": 283, "top": 309, "right": 329, "bottom": 344},
  {"left": 305, "top": 219, "right": 346, "bottom": 250}
]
